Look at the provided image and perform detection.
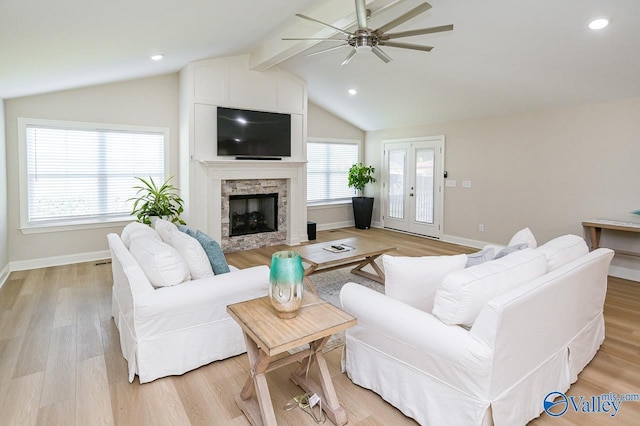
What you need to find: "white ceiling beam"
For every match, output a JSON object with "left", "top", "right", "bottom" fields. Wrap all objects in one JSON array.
[{"left": 249, "top": 0, "right": 407, "bottom": 72}]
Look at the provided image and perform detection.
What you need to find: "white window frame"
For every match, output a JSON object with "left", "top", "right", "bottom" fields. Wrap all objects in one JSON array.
[
  {"left": 306, "top": 137, "right": 362, "bottom": 207},
  {"left": 17, "top": 117, "right": 170, "bottom": 234}
]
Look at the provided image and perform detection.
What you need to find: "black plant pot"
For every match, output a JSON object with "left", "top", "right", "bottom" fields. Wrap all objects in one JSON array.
[{"left": 352, "top": 197, "right": 374, "bottom": 229}]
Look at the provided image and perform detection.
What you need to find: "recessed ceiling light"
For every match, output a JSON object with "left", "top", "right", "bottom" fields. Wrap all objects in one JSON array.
[
  {"left": 588, "top": 18, "right": 609, "bottom": 30},
  {"left": 150, "top": 54, "right": 164, "bottom": 61},
  {"left": 348, "top": 89, "right": 357, "bottom": 95}
]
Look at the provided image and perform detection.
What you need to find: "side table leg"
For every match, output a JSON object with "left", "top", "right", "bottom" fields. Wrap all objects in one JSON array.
[{"left": 237, "top": 332, "right": 277, "bottom": 426}]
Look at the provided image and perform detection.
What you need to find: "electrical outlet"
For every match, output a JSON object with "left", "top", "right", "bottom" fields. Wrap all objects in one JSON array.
[{"left": 479, "top": 224, "right": 485, "bottom": 232}]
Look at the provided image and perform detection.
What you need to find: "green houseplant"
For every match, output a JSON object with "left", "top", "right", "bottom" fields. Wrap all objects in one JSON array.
[
  {"left": 348, "top": 163, "right": 377, "bottom": 229},
  {"left": 129, "top": 176, "right": 186, "bottom": 226}
]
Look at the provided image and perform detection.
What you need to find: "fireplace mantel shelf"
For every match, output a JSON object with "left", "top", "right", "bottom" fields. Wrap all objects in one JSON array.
[{"left": 199, "top": 160, "right": 307, "bottom": 167}]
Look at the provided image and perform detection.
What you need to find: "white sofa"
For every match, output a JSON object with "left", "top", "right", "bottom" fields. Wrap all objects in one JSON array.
[
  {"left": 107, "top": 228, "right": 269, "bottom": 384},
  {"left": 340, "top": 232, "right": 614, "bottom": 426}
]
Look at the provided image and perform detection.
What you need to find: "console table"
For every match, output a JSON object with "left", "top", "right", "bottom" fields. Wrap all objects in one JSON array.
[{"left": 582, "top": 219, "right": 640, "bottom": 257}]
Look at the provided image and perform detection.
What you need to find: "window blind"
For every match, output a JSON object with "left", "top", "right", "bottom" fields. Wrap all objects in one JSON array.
[
  {"left": 307, "top": 141, "right": 358, "bottom": 203},
  {"left": 25, "top": 124, "right": 165, "bottom": 225}
]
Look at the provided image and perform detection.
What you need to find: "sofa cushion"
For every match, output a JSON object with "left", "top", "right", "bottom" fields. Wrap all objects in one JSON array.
[
  {"left": 465, "top": 247, "right": 495, "bottom": 268},
  {"left": 154, "top": 218, "right": 177, "bottom": 244},
  {"left": 537, "top": 234, "right": 588, "bottom": 271},
  {"left": 384, "top": 254, "right": 467, "bottom": 312},
  {"left": 129, "top": 237, "right": 191, "bottom": 288},
  {"left": 121, "top": 221, "right": 160, "bottom": 248},
  {"left": 508, "top": 227, "right": 537, "bottom": 249},
  {"left": 170, "top": 230, "right": 214, "bottom": 279},
  {"left": 432, "top": 248, "right": 547, "bottom": 327},
  {"left": 194, "top": 230, "right": 230, "bottom": 275}
]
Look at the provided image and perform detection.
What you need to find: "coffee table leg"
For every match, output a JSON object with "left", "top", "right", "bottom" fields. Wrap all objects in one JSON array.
[
  {"left": 303, "top": 265, "right": 319, "bottom": 295},
  {"left": 290, "top": 337, "right": 348, "bottom": 426},
  {"left": 236, "top": 332, "right": 277, "bottom": 426},
  {"left": 351, "top": 254, "right": 385, "bottom": 284}
]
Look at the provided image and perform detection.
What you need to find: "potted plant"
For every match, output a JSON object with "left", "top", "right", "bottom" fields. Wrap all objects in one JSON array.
[
  {"left": 129, "top": 176, "right": 186, "bottom": 226},
  {"left": 348, "top": 163, "right": 377, "bottom": 229}
]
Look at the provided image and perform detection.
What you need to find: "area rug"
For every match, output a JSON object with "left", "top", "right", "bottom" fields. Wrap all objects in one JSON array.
[{"left": 290, "top": 263, "right": 385, "bottom": 354}]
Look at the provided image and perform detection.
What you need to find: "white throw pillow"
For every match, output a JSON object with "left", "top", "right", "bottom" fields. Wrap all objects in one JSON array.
[
  {"left": 154, "top": 218, "right": 177, "bottom": 244},
  {"left": 537, "top": 234, "right": 588, "bottom": 271},
  {"left": 121, "top": 221, "right": 160, "bottom": 249},
  {"left": 170, "top": 230, "right": 214, "bottom": 279},
  {"left": 129, "top": 237, "right": 191, "bottom": 288},
  {"left": 383, "top": 254, "right": 467, "bottom": 313},
  {"left": 432, "top": 248, "right": 547, "bottom": 327},
  {"left": 508, "top": 227, "right": 537, "bottom": 249}
]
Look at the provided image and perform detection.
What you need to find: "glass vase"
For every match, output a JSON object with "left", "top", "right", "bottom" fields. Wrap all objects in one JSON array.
[{"left": 269, "top": 251, "right": 304, "bottom": 318}]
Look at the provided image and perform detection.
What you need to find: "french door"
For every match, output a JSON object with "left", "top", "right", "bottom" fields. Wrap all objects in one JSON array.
[{"left": 382, "top": 136, "right": 444, "bottom": 238}]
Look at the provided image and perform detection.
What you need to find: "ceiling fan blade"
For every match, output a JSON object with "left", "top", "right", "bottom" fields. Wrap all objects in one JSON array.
[
  {"left": 383, "top": 24, "right": 454, "bottom": 40},
  {"left": 282, "top": 37, "right": 348, "bottom": 42},
  {"left": 379, "top": 41, "right": 433, "bottom": 52},
  {"left": 306, "top": 44, "right": 349, "bottom": 57},
  {"left": 295, "top": 14, "right": 352, "bottom": 36},
  {"left": 374, "top": 2, "right": 432, "bottom": 34},
  {"left": 341, "top": 49, "right": 358, "bottom": 65},
  {"left": 355, "top": 0, "right": 368, "bottom": 29},
  {"left": 372, "top": 46, "right": 392, "bottom": 63}
]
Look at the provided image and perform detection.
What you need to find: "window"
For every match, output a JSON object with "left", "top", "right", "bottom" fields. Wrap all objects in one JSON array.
[
  {"left": 19, "top": 118, "right": 168, "bottom": 231},
  {"left": 307, "top": 140, "right": 359, "bottom": 204}
]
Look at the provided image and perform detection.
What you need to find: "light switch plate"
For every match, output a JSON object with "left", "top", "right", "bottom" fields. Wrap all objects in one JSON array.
[
  {"left": 445, "top": 180, "right": 457, "bottom": 187},
  {"left": 462, "top": 180, "right": 472, "bottom": 188}
]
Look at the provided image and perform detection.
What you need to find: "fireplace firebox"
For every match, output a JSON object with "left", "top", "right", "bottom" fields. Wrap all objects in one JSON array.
[{"left": 229, "top": 193, "right": 278, "bottom": 237}]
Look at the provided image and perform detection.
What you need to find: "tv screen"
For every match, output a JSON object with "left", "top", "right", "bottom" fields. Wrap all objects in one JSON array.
[{"left": 217, "top": 107, "right": 291, "bottom": 158}]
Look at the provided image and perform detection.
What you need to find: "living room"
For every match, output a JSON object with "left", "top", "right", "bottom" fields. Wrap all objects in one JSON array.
[{"left": 1, "top": 0, "right": 639, "bottom": 424}]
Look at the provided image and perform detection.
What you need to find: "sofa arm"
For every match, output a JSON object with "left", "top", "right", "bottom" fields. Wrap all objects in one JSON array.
[{"left": 340, "top": 282, "right": 492, "bottom": 371}]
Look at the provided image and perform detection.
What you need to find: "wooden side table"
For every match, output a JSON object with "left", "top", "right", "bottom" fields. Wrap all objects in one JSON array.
[
  {"left": 582, "top": 219, "right": 640, "bottom": 257},
  {"left": 227, "top": 293, "right": 357, "bottom": 426}
]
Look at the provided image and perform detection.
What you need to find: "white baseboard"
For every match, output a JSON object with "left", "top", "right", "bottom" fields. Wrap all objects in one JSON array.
[
  {"left": 0, "top": 263, "right": 10, "bottom": 290},
  {"left": 10, "top": 250, "right": 112, "bottom": 272},
  {"left": 608, "top": 265, "right": 640, "bottom": 283},
  {"left": 441, "top": 234, "right": 490, "bottom": 249},
  {"left": 316, "top": 221, "right": 355, "bottom": 232}
]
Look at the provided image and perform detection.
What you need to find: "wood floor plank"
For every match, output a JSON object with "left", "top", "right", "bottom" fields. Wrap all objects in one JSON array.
[
  {"left": 76, "top": 355, "right": 114, "bottom": 426},
  {"left": 0, "top": 371, "right": 44, "bottom": 426},
  {"left": 0, "top": 337, "right": 23, "bottom": 410},
  {"left": 12, "top": 309, "right": 55, "bottom": 379},
  {"left": 39, "top": 324, "right": 76, "bottom": 408},
  {"left": 36, "top": 397, "right": 75, "bottom": 426}
]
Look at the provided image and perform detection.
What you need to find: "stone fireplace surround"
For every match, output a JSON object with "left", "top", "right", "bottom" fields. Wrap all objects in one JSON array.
[{"left": 198, "top": 160, "right": 307, "bottom": 252}]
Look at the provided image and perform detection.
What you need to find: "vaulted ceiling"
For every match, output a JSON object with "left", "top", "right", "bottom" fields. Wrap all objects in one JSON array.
[{"left": 2, "top": 0, "right": 639, "bottom": 131}]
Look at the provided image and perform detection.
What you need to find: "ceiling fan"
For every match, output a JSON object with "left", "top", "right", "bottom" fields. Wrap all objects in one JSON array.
[{"left": 283, "top": 0, "right": 453, "bottom": 65}]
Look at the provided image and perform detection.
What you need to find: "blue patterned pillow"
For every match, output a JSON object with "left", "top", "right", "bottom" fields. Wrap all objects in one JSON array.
[
  {"left": 178, "top": 225, "right": 197, "bottom": 239},
  {"left": 194, "top": 230, "right": 230, "bottom": 275}
]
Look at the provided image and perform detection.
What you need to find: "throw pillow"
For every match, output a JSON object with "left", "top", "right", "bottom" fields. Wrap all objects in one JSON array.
[
  {"left": 494, "top": 243, "right": 528, "bottom": 259},
  {"left": 170, "top": 230, "right": 214, "bottom": 279},
  {"left": 154, "top": 218, "right": 177, "bottom": 244},
  {"left": 178, "top": 225, "right": 198, "bottom": 239},
  {"left": 194, "top": 230, "right": 230, "bottom": 275},
  {"left": 537, "top": 234, "right": 588, "bottom": 271},
  {"left": 465, "top": 247, "right": 495, "bottom": 268},
  {"left": 129, "top": 237, "right": 191, "bottom": 288},
  {"left": 508, "top": 227, "right": 537, "bottom": 249},
  {"left": 383, "top": 254, "right": 467, "bottom": 313},
  {"left": 121, "top": 221, "right": 160, "bottom": 248},
  {"left": 432, "top": 248, "right": 547, "bottom": 327}
]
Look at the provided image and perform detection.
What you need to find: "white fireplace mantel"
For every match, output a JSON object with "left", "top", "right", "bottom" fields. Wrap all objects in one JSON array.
[{"left": 197, "top": 160, "right": 308, "bottom": 247}]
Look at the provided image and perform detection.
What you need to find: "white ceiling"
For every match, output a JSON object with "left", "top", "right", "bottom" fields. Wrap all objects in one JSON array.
[{"left": 2, "top": 0, "right": 639, "bottom": 131}]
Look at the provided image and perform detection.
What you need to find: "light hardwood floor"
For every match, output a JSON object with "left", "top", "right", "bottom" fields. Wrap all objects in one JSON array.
[{"left": 0, "top": 227, "right": 638, "bottom": 425}]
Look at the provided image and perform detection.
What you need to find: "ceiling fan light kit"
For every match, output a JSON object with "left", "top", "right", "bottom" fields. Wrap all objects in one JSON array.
[{"left": 285, "top": 0, "right": 453, "bottom": 65}]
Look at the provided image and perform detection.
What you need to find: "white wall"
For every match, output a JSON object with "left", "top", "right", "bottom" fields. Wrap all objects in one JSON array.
[
  {"left": 307, "top": 102, "right": 365, "bottom": 230},
  {"left": 366, "top": 97, "right": 640, "bottom": 280},
  {"left": 0, "top": 99, "right": 9, "bottom": 285},
  {"left": 4, "top": 74, "right": 179, "bottom": 266}
]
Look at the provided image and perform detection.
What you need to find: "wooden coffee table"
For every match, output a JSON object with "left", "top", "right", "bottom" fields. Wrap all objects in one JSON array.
[
  {"left": 296, "top": 236, "right": 396, "bottom": 294},
  {"left": 227, "top": 292, "right": 356, "bottom": 426}
]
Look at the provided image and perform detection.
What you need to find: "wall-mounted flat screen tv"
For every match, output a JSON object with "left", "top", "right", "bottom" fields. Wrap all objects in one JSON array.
[{"left": 217, "top": 107, "right": 291, "bottom": 158}]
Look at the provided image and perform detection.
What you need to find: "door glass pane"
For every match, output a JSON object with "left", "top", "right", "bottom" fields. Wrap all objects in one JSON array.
[
  {"left": 388, "top": 149, "right": 405, "bottom": 219},
  {"left": 415, "top": 148, "right": 434, "bottom": 224}
]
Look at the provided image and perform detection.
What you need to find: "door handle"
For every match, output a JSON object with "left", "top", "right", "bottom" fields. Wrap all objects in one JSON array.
[{"left": 409, "top": 193, "right": 414, "bottom": 196}]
